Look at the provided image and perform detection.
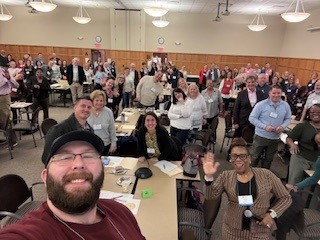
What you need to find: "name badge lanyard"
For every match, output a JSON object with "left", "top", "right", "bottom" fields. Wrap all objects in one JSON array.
[{"left": 237, "top": 179, "right": 254, "bottom": 207}]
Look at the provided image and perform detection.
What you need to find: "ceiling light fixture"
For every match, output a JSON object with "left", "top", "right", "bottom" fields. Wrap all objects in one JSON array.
[
  {"left": 213, "top": 2, "right": 222, "bottom": 22},
  {"left": 248, "top": 13, "right": 267, "bottom": 31},
  {"left": 73, "top": 4, "right": 91, "bottom": 24},
  {"left": 0, "top": 4, "right": 13, "bottom": 21},
  {"left": 144, "top": 7, "right": 168, "bottom": 17},
  {"left": 281, "top": 0, "right": 310, "bottom": 23},
  {"left": 222, "top": 0, "right": 230, "bottom": 16},
  {"left": 152, "top": 15, "right": 169, "bottom": 28},
  {"left": 29, "top": 0, "right": 57, "bottom": 13}
]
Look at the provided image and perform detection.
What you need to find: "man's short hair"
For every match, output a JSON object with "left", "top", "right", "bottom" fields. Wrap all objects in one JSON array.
[
  {"left": 246, "top": 75, "right": 257, "bottom": 82},
  {"left": 75, "top": 96, "right": 92, "bottom": 104},
  {"left": 269, "top": 85, "right": 282, "bottom": 92}
]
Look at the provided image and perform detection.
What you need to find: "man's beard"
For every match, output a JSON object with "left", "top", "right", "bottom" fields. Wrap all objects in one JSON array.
[{"left": 46, "top": 170, "right": 104, "bottom": 214}]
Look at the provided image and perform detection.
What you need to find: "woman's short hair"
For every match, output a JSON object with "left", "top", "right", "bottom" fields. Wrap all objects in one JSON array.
[
  {"left": 306, "top": 103, "right": 320, "bottom": 121},
  {"left": 90, "top": 90, "right": 106, "bottom": 105},
  {"left": 187, "top": 83, "right": 199, "bottom": 96},
  {"left": 172, "top": 88, "right": 187, "bottom": 104},
  {"left": 230, "top": 138, "right": 249, "bottom": 154}
]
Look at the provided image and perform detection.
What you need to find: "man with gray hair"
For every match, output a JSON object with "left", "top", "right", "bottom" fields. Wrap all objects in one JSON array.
[
  {"left": 67, "top": 57, "right": 86, "bottom": 104},
  {"left": 256, "top": 73, "right": 270, "bottom": 99}
]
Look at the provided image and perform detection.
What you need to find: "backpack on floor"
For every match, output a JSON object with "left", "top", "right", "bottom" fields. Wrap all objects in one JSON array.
[{"left": 181, "top": 150, "right": 202, "bottom": 178}]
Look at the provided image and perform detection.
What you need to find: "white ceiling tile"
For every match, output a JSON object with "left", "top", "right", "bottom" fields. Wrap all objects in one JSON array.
[{"left": 2, "top": 0, "right": 319, "bottom": 15}]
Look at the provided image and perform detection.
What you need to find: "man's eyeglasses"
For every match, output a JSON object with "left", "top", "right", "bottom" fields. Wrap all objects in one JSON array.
[
  {"left": 50, "top": 152, "right": 101, "bottom": 166},
  {"left": 229, "top": 153, "right": 248, "bottom": 161}
]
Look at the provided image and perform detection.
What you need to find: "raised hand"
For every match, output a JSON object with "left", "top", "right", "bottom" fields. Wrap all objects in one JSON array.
[{"left": 202, "top": 152, "right": 220, "bottom": 179}]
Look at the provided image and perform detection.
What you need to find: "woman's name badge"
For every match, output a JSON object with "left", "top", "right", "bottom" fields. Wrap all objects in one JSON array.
[
  {"left": 296, "top": 103, "right": 303, "bottom": 107},
  {"left": 150, "top": 87, "right": 156, "bottom": 93},
  {"left": 270, "top": 112, "right": 278, "bottom": 118},
  {"left": 108, "top": 98, "right": 113, "bottom": 103},
  {"left": 93, "top": 124, "right": 102, "bottom": 130},
  {"left": 147, "top": 148, "right": 155, "bottom": 154},
  {"left": 238, "top": 195, "right": 254, "bottom": 207},
  {"left": 208, "top": 99, "right": 213, "bottom": 103}
]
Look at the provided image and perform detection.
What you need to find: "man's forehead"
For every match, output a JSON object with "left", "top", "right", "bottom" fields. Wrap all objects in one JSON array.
[{"left": 56, "top": 140, "right": 96, "bottom": 152}]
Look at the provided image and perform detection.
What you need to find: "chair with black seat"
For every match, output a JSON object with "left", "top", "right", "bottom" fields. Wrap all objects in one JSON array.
[
  {"left": 241, "top": 126, "right": 254, "bottom": 146},
  {"left": 178, "top": 187, "right": 221, "bottom": 240},
  {"left": 0, "top": 115, "right": 13, "bottom": 159},
  {"left": 220, "top": 112, "right": 235, "bottom": 152},
  {"left": 290, "top": 189, "right": 320, "bottom": 240},
  {"left": 171, "top": 136, "right": 183, "bottom": 161},
  {"left": 191, "top": 117, "right": 218, "bottom": 150},
  {"left": 12, "top": 107, "right": 42, "bottom": 147},
  {"left": 117, "top": 136, "right": 138, "bottom": 157},
  {"left": 18, "top": 93, "right": 33, "bottom": 121},
  {"left": 201, "top": 129, "right": 213, "bottom": 150},
  {"left": 41, "top": 118, "right": 58, "bottom": 137},
  {"left": 163, "top": 100, "right": 171, "bottom": 110},
  {"left": 0, "top": 174, "right": 44, "bottom": 228}
]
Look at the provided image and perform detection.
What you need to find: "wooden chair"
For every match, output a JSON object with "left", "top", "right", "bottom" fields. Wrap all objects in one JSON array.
[
  {"left": 12, "top": 107, "right": 42, "bottom": 147},
  {"left": 0, "top": 174, "right": 44, "bottom": 228}
]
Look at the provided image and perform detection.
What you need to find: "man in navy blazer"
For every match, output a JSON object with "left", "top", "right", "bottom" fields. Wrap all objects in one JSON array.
[
  {"left": 233, "top": 75, "right": 264, "bottom": 137},
  {"left": 66, "top": 57, "right": 86, "bottom": 104}
]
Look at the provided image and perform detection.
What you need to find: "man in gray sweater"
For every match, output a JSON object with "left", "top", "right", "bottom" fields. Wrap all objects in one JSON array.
[{"left": 135, "top": 70, "right": 164, "bottom": 108}]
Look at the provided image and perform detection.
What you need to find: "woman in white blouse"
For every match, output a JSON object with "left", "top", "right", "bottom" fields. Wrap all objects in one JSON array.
[{"left": 168, "top": 88, "right": 192, "bottom": 144}]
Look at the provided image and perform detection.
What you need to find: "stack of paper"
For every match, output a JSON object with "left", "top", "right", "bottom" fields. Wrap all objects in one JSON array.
[
  {"left": 154, "top": 160, "right": 183, "bottom": 177},
  {"left": 99, "top": 190, "right": 141, "bottom": 215},
  {"left": 120, "top": 125, "right": 136, "bottom": 130}
]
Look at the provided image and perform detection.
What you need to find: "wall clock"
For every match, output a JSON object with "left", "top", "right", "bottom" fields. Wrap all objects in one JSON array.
[
  {"left": 158, "top": 37, "right": 165, "bottom": 45},
  {"left": 95, "top": 36, "right": 102, "bottom": 43}
]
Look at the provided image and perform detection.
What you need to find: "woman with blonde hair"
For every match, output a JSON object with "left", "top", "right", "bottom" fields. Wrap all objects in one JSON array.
[
  {"left": 178, "top": 78, "right": 188, "bottom": 95},
  {"left": 187, "top": 83, "right": 208, "bottom": 130},
  {"left": 87, "top": 90, "right": 117, "bottom": 155}
]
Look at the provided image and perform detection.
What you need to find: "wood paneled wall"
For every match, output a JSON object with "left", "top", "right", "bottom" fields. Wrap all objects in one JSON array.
[{"left": 1, "top": 44, "right": 320, "bottom": 86}]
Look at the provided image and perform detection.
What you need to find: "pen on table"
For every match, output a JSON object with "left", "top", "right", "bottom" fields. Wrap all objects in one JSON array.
[
  {"left": 163, "top": 164, "right": 166, "bottom": 169},
  {"left": 112, "top": 195, "right": 123, "bottom": 200}
]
